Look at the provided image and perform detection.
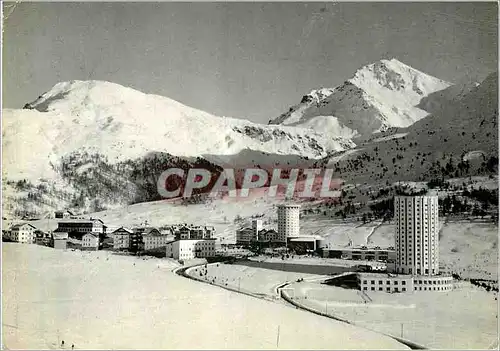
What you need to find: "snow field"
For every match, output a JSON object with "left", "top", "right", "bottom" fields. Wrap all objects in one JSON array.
[
  {"left": 284, "top": 280, "right": 498, "bottom": 349},
  {"left": 2, "top": 243, "right": 408, "bottom": 350}
]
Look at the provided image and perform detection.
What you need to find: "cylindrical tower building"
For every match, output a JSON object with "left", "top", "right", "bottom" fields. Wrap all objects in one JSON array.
[
  {"left": 277, "top": 204, "right": 300, "bottom": 242},
  {"left": 394, "top": 195, "right": 439, "bottom": 276}
]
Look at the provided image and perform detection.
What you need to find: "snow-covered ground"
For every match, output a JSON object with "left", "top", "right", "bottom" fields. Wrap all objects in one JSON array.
[
  {"left": 285, "top": 281, "right": 498, "bottom": 349},
  {"left": 187, "top": 263, "right": 323, "bottom": 299},
  {"left": 2, "top": 243, "right": 408, "bottom": 350},
  {"left": 321, "top": 221, "right": 383, "bottom": 248},
  {"left": 438, "top": 220, "right": 498, "bottom": 280}
]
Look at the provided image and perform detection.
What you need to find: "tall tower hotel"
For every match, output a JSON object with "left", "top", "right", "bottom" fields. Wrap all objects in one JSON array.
[{"left": 394, "top": 195, "right": 440, "bottom": 276}]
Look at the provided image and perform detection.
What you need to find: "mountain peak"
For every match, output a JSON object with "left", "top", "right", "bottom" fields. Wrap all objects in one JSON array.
[
  {"left": 269, "top": 58, "right": 452, "bottom": 134},
  {"left": 23, "top": 80, "right": 147, "bottom": 113},
  {"left": 349, "top": 58, "right": 451, "bottom": 94}
]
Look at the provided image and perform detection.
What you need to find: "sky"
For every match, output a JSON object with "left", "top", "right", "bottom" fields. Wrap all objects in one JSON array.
[{"left": 3, "top": 2, "right": 498, "bottom": 124}]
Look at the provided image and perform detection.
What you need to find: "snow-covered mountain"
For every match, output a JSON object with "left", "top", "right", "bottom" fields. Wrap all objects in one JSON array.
[
  {"left": 3, "top": 80, "right": 354, "bottom": 182},
  {"left": 269, "top": 58, "right": 452, "bottom": 136},
  {"left": 314, "top": 72, "right": 498, "bottom": 185}
]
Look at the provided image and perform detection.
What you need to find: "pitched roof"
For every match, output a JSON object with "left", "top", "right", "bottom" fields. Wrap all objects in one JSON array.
[{"left": 112, "top": 227, "right": 133, "bottom": 234}]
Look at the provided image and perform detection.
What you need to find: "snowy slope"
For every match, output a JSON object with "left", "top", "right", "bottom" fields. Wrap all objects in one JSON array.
[
  {"left": 2, "top": 80, "right": 354, "bottom": 182},
  {"left": 295, "top": 115, "right": 358, "bottom": 139},
  {"left": 270, "top": 58, "right": 451, "bottom": 136}
]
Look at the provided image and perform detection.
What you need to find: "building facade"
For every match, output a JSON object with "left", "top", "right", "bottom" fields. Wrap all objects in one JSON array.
[
  {"left": 55, "top": 219, "right": 106, "bottom": 239},
  {"left": 52, "top": 232, "right": 68, "bottom": 250},
  {"left": 174, "top": 225, "right": 215, "bottom": 240},
  {"left": 358, "top": 273, "right": 453, "bottom": 293},
  {"left": 236, "top": 227, "right": 256, "bottom": 245},
  {"left": 112, "top": 227, "right": 133, "bottom": 250},
  {"left": 277, "top": 204, "right": 300, "bottom": 242},
  {"left": 165, "top": 239, "right": 216, "bottom": 260},
  {"left": 323, "top": 248, "right": 396, "bottom": 262},
  {"left": 257, "top": 229, "right": 279, "bottom": 243},
  {"left": 394, "top": 195, "right": 439, "bottom": 275},
  {"left": 82, "top": 233, "right": 99, "bottom": 250},
  {"left": 143, "top": 231, "right": 171, "bottom": 251},
  {"left": 10, "top": 223, "right": 36, "bottom": 243}
]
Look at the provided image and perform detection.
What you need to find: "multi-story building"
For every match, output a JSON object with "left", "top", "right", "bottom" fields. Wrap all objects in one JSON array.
[
  {"left": 143, "top": 229, "right": 171, "bottom": 251},
  {"left": 10, "top": 223, "right": 36, "bottom": 243},
  {"left": 355, "top": 195, "right": 452, "bottom": 294},
  {"left": 394, "top": 195, "right": 439, "bottom": 275},
  {"left": 55, "top": 218, "right": 106, "bottom": 239},
  {"left": 277, "top": 204, "right": 300, "bottom": 242},
  {"left": 112, "top": 227, "right": 133, "bottom": 250},
  {"left": 174, "top": 225, "right": 215, "bottom": 240},
  {"left": 236, "top": 227, "right": 256, "bottom": 245},
  {"left": 165, "top": 239, "right": 216, "bottom": 260},
  {"left": 82, "top": 233, "right": 99, "bottom": 251}
]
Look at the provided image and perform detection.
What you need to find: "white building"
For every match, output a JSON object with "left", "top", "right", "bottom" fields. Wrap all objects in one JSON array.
[
  {"left": 10, "top": 223, "right": 36, "bottom": 243},
  {"left": 165, "top": 239, "right": 216, "bottom": 260},
  {"left": 252, "top": 219, "right": 262, "bottom": 238},
  {"left": 82, "top": 233, "right": 99, "bottom": 251},
  {"left": 394, "top": 195, "right": 439, "bottom": 275},
  {"left": 277, "top": 204, "right": 300, "bottom": 242}
]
